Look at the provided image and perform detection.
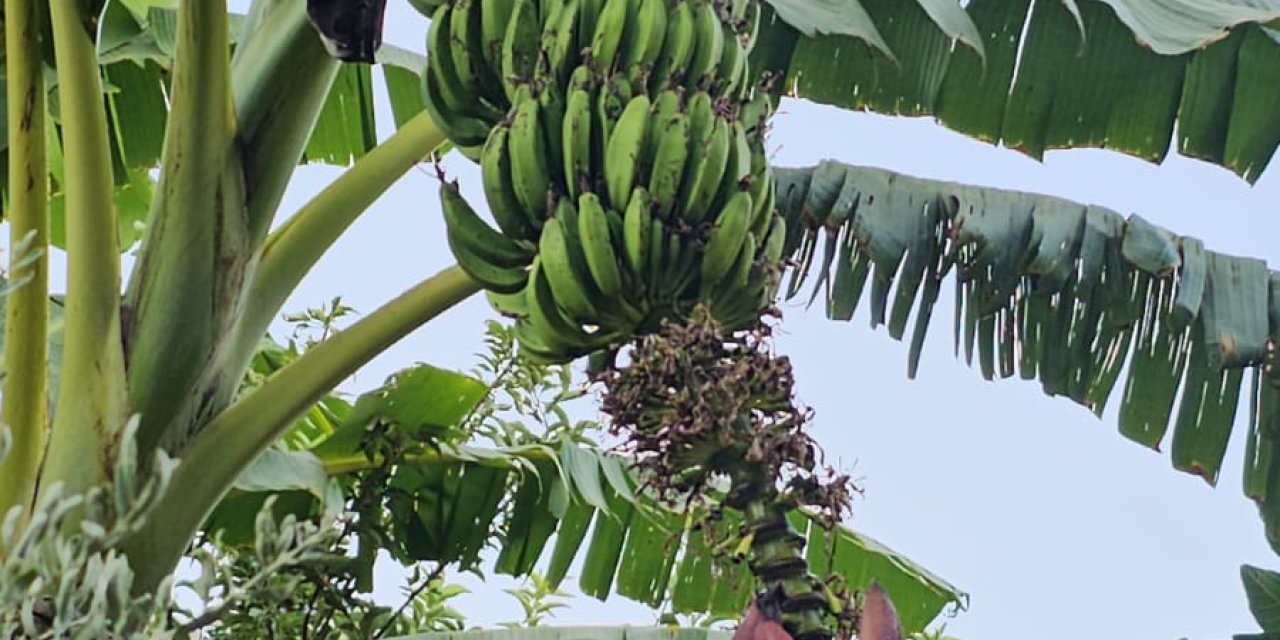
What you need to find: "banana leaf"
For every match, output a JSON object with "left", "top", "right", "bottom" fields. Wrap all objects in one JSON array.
[
  {"left": 775, "top": 160, "right": 1280, "bottom": 547},
  {"left": 753, "top": 0, "right": 1280, "bottom": 182}
]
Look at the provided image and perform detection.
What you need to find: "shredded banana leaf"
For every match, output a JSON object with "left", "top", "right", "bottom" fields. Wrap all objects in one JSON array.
[{"left": 775, "top": 162, "right": 1279, "bottom": 514}]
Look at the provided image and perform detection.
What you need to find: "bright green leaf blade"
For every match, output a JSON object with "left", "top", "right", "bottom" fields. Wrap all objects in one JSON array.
[
  {"left": 760, "top": 0, "right": 1280, "bottom": 182},
  {"left": 579, "top": 487, "right": 635, "bottom": 599},
  {"left": 1243, "top": 564, "right": 1280, "bottom": 632},
  {"left": 562, "top": 442, "right": 611, "bottom": 512},
  {"left": 311, "top": 363, "right": 486, "bottom": 468}
]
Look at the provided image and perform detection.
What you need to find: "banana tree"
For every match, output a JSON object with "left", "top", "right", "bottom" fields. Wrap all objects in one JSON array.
[{"left": 1, "top": 0, "right": 1278, "bottom": 636}]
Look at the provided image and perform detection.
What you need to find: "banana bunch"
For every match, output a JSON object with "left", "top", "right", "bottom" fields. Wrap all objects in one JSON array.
[
  {"left": 432, "top": 0, "right": 785, "bottom": 363},
  {"left": 457, "top": 82, "right": 782, "bottom": 362},
  {"left": 422, "top": 0, "right": 761, "bottom": 159}
]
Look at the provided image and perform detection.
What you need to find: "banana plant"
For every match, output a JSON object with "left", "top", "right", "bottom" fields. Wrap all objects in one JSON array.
[{"left": 0, "top": 0, "right": 1278, "bottom": 635}]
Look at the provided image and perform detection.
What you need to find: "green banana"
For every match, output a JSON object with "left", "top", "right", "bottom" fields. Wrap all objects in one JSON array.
[
  {"left": 480, "top": 0, "right": 513, "bottom": 79},
  {"left": 589, "top": 0, "right": 629, "bottom": 71},
  {"left": 481, "top": 123, "right": 540, "bottom": 240},
  {"left": 508, "top": 88, "right": 552, "bottom": 221},
  {"left": 622, "top": 186, "right": 653, "bottom": 278},
  {"left": 741, "top": 0, "right": 761, "bottom": 50},
  {"left": 622, "top": 0, "right": 667, "bottom": 85},
  {"left": 501, "top": 0, "right": 540, "bottom": 99},
  {"left": 539, "top": 205, "right": 602, "bottom": 323},
  {"left": 725, "top": 231, "right": 758, "bottom": 289},
  {"left": 449, "top": 0, "right": 482, "bottom": 95},
  {"left": 648, "top": 0, "right": 695, "bottom": 92},
  {"left": 486, "top": 288, "right": 530, "bottom": 318},
  {"left": 563, "top": 85, "right": 595, "bottom": 199},
  {"left": 604, "top": 93, "right": 652, "bottom": 210},
  {"left": 441, "top": 179, "right": 535, "bottom": 269},
  {"left": 577, "top": 193, "right": 625, "bottom": 297},
  {"left": 760, "top": 214, "right": 787, "bottom": 266},
  {"left": 738, "top": 83, "right": 774, "bottom": 138},
  {"left": 713, "top": 118, "right": 752, "bottom": 208},
  {"left": 578, "top": 0, "right": 606, "bottom": 54},
  {"left": 684, "top": 0, "right": 724, "bottom": 90},
  {"left": 715, "top": 32, "right": 745, "bottom": 96},
  {"left": 594, "top": 78, "right": 627, "bottom": 160},
  {"left": 646, "top": 110, "right": 690, "bottom": 219},
  {"left": 524, "top": 257, "right": 593, "bottom": 354},
  {"left": 647, "top": 88, "right": 683, "bottom": 157},
  {"left": 661, "top": 228, "right": 694, "bottom": 297},
  {"left": 680, "top": 114, "right": 730, "bottom": 222},
  {"left": 459, "top": 143, "right": 487, "bottom": 163},
  {"left": 540, "top": 0, "right": 565, "bottom": 29},
  {"left": 538, "top": 85, "right": 568, "bottom": 194},
  {"left": 748, "top": 162, "right": 775, "bottom": 237},
  {"left": 513, "top": 318, "right": 570, "bottom": 364},
  {"left": 441, "top": 181, "right": 532, "bottom": 294},
  {"left": 570, "top": 63, "right": 596, "bottom": 90},
  {"left": 682, "top": 90, "right": 714, "bottom": 147},
  {"left": 645, "top": 217, "right": 668, "bottom": 294},
  {"left": 700, "top": 189, "right": 753, "bottom": 286},
  {"left": 542, "top": 0, "right": 582, "bottom": 85}
]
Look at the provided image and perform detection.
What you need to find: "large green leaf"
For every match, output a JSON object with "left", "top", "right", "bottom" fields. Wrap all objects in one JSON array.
[
  {"left": 203, "top": 448, "right": 336, "bottom": 546},
  {"left": 374, "top": 443, "right": 963, "bottom": 634},
  {"left": 309, "top": 362, "right": 490, "bottom": 470},
  {"left": 775, "top": 160, "right": 1280, "bottom": 543},
  {"left": 756, "top": 0, "right": 1280, "bottom": 182},
  {"left": 219, "top": 421, "right": 964, "bottom": 633}
]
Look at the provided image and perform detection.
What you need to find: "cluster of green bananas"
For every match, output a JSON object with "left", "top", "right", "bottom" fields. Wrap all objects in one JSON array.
[
  {"left": 422, "top": 0, "right": 762, "bottom": 159},
  {"left": 443, "top": 88, "right": 784, "bottom": 362},
  {"left": 432, "top": 0, "right": 784, "bottom": 363}
]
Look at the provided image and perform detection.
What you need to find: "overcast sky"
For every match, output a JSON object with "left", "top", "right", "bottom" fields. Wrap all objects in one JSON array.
[{"left": 178, "top": 2, "right": 1280, "bottom": 637}]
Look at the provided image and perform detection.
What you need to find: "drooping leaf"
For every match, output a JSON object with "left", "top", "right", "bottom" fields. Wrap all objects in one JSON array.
[{"left": 775, "top": 162, "right": 1278, "bottom": 502}]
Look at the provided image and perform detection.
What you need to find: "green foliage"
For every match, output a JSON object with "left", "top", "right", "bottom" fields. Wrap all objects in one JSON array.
[
  {"left": 501, "top": 572, "right": 572, "bottom": 628},
  {"left": 182, "top": 508, "right": 470, "bottom": 639},
  {"left": 1242, "top": 564, "right": 1280, "bottom": 634},
  {"left": 753, "top": 0, "right": 1280, "bottom": 181},
  {"left": 775, "top": 161, "right": 1280, "bottom": 496},
  {"left": 0, "top": 419, "right": 176, "bottom": 639},
  {"left": 464, "top": 320, "right": 596, "bottom": 447}
]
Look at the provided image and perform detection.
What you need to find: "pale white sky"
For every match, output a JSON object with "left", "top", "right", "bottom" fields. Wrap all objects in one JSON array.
[
  {"left": 45, "top": 1, "right": 1280, "bottom": 637},
  {"left": 255, "top": 3, "right": 1280, "bottom": 638}
]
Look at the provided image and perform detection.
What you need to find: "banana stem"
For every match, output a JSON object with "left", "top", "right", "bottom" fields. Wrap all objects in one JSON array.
[
  {"left": 231, "top": 0, "right": 340, "bottom": 241},
  {"left": 124, "top": 0, "right": 241, "bottom": 456},
  {"left": 231, "top": 111, "right": 446, "bottom": 371},
  {"left": 0, "top": 0, "right": 51, "bottom": 525},
  {"left": 121, "top": 265, "right": 482, "bottom": 593},
  {"left": 39, "top": 0, "right": 128, "bottom": 507},
  {"left": 733, "top": 473, "right": 833, "bottom": 640}
]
